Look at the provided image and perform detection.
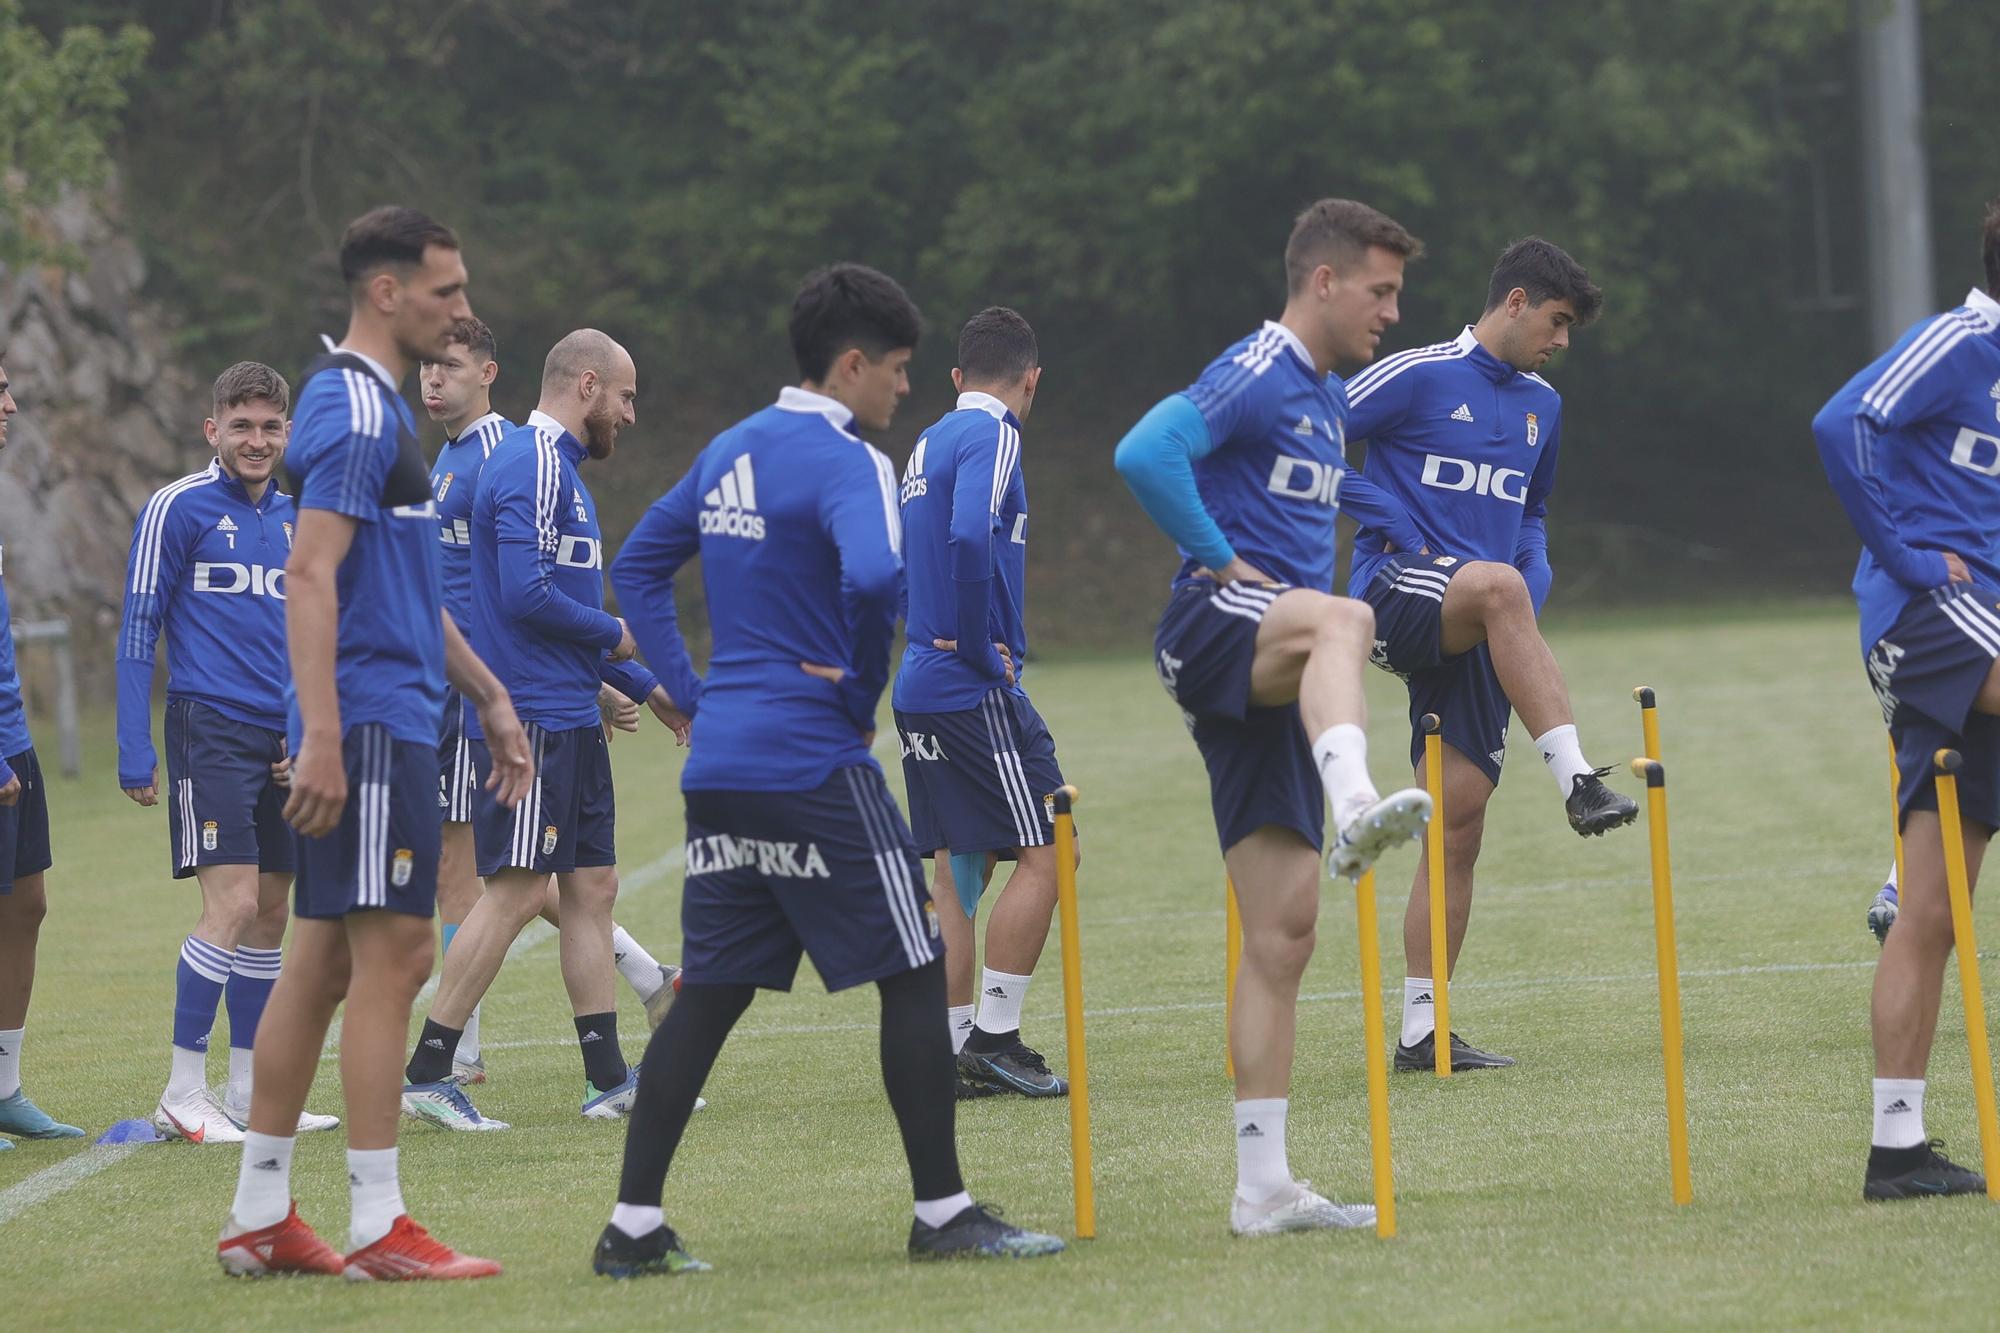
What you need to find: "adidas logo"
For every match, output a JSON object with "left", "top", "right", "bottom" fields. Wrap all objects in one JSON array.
[
  {"left": 1293, "top": 414, "right": 1314, "bottom": 436},
  {"left": 216, "top": 515, "right": 238, "bottom": 532},
  {"left": 1411, "top": 992, "right": 1432, "bottom": 1005},
  {"left": 1989, "top": 377, "right": 2000, "bottom": 400},
  {"left": 1884, "top": 1098, "right": 1913, "bottom": 1114},
  {"left": 580, "top": 1030, "right": 602, "bottom": 1043},
  {"left": 349, "top": 1172, "right": 363, "bottom": 1186},
  {"left": 423, "top": 1037, "right": 446, "bottom": 1049},
  {"left": 252, "top": 1157, "right": 281, "bottom": 1171},
  {"left": 0, "top": 1044, "right": 9, "bottom": 1054},
  {"left": 1490, "top": 749, "right": 1507, "bottom": 766},
  {"left": 614, "top": 950, "right": 628, "bottom": 964},
  {"left": 1449, "top": 403, "right": 1475, "bottom": 423},
  {"left": 1239, "top": 1122, "right": 1264, "bottom": 1138},
  {"left": 700, "top": 454, "right": 766, "bottom": 540},
  {"left": 984, "top": 985, "right": 1008, "bottom": 998}
]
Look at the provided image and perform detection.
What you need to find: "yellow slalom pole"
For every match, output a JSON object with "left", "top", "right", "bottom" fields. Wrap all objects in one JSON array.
[
  {"left": 1631, "top": 758, "right": 1693, "bottom": 1205},
  {"left": 1421, "top": 714, "right": 1450, "bottom": 1078},
  {"left": 1930, "top": 751, "right": 2000, "bottom": 1199},
  {"left": 1352, "top": 867, "right": 1397, "bottom": 1237},
  {"left": 1225, "top": 878, "right": 1242, "bottom": 1080},
  {"left": 1889, "top": 737, "right": 1906, "bottom": 893},
  {"left": 1051, "top": 785, "right": 1096, "bottom": 1236},
  {"left": 1633, "top": 686, "right": 1662, "bottom": 763}
]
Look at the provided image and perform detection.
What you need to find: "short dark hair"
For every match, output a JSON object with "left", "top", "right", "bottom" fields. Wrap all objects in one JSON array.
[
  {"left": 956, "top": 307, "right": 1038, "bottom": 385},
  {"left": 1983, "top": 199, "right": 2000, "bottom": 297},
  {"left": 1484, "top": 237, "right": 1603, "bottom": 325},
  {"left": 1285, "top": 199, "right": 1423, "bottom": 294},
  {"left": 788, "top": 263, "right": 923, "bottom": 382},
  {"left": 442, "top": 315, "right": 496, "bottom": 364},
  {"left": 338, "top": 206, "right": 459, "bottom": 287},
  {"left": 212, "top": 361, "right": 290, "bottom": 415}
]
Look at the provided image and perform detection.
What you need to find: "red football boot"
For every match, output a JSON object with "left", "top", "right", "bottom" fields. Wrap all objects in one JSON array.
[
  {"left": 342, "top": 1215, "right": 503, "bottom": 1281},
  {"left": 217, "top": 1202, "right": 345, "bottom": 1277}
]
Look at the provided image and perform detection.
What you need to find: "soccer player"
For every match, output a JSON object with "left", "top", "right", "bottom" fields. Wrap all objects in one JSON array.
[
  {"left": 894, "top": 306, "right": 1069, "bottom": 1099},
  {"left": 595, "top": 263, "right": 1064, "bottom": 1274},
  {"left": 1337, "top": 238, "right": 1633, "bottom": 1073},
  {"left": 1112, "top": 199, "right": 1432, "bottom": 1237},
  {"left": 0, "top": 354, "right": 82, "bottom": 1151},
  {"left": 421, "top": 319, "right": 680, "bottom": 1086},
  {"left": 400, "top": 328, "right": 687, "bottom": 1129},
  {"left": 1812, "top": 200, "right": 2000, "bottom": 1201},
  {"left": 117, "top": 361, "right": 337, "bottom": 1141},
  {"left": 217, "top": 206, "right": 533, "bottom": 1279}
]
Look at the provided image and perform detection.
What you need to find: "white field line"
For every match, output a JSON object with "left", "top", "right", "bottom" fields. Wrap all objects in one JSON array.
[{"left": 0, "top": 1144, "right": 147, "bottom": 1227}]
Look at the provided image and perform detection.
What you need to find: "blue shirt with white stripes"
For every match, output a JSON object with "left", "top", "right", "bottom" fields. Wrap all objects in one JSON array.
[
  {"left": 470, "top": 410, "right": 655, "bottom": 733},
  {"left": 0, "top": 545, "right": 27, "bottom": 781},
  {"left": 612, "top": 386, "right": 904, "bottom": 792},
  {"left": 1171, "top": 322, "right": 1349, "bottom": 591},
  {"left": 894, "top": 392, "right": 1031, "bottom": 713},
  {"left": 285, "top": 349, "right": 445, "bottom": 749},
  {"left": 429, "top": 411, "right": 512, "bottom": 637},
  {"left": 1342, "top": 326, "right": 1563, "bottom": 610},
  {"left": 115, "top": 459, "right": 294, "bottom": 786},
  {"left": 1813, "top": 287, "right": 2000, "bottom": 651}
]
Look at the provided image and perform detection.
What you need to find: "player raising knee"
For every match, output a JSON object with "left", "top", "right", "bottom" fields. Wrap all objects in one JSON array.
[
  {"left": 420, "top": 319, "right": 680, "bottom": 1087},
  {"left": 116, "top": 362, "right": 337, "bottom": 1142},
  {"left": 596, "top": 264, "right": 1063, "bottom": 1275},
  {"left": 217, "top": 207, "right": 532, "bottom": 1280},
  {"left": 0, "top": 354, "right": 82, "bottom": 1150},
  {"left": 1813, "top": 200, "right": 2000, "bottom": 1202},
  {"left": 400, "top": 329, "right": 689, "bottom": 1130},
  {"left": 1336, "top": 238, "right": 1632, "bottom": 1073},
  {"left": 894, "top": 307, "right": 1072, "bottom": 1100},
  {"left": 1113, "top": 198, "right": 1431, "bottom": 1237}
]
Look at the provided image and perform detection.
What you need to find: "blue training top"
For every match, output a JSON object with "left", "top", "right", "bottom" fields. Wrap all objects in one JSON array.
[
  {"left": 0, "top": 539, "right": 27, "bottom": 782},
  {"left": 894, "top": 391, "right": 1031, "bottom": 713},
  {"left": 429, "top": 411, "right": 511, "bottom": 638},
  {"left": 612, "top": 386, "right": 903, "bottom": 792}
]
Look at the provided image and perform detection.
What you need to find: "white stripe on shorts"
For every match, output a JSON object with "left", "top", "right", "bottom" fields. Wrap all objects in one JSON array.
[
  {"left": 843, "top": 767, "right": 927, "bottom": 968},
  {"left": 1936, "top": 592, "right": 2000, "bottom": 657},
  {"left": 980, "top": 691, "right": 1039, "bottom": 846}
]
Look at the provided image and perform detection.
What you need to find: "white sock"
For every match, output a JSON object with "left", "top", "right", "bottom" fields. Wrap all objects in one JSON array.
[
  {"left": 611, "top": 1202, "right": 664, "bottom": 1238},
  {"left": 1872, "top": 1077, "right": 1926, "bottom": 1148},
  {"left": 225, "top": 1047, "right": 253, "bottom": 1109},
  {"left": 1311, "top": 724, "right": 1378, "bottom": 820},
  {"left": 0, "top": 1026, "right": 22, "bottom": 1099},
  {"left": 457, "top": 1004, "right": 482, "bottom": 1063},
  {"left": 914, "top": 1189, "right": 974, "bottom": 1228},
  {"left": 229, "top": 1130, "right": 294, "bottom": 1231},
  {"left": 974, "top": 969, "right": 1031, "bottom": 1036},
  {"left": 1534, "top": 724, "right": 1593, "bottom": 793},
  {"left": 947, "top": 1004, "right": 975, "bottom": 1055},
  {"left": 1401, "top": 977, "right": 1436, "bottom": 1046},
  {"left": 1235, "top": 1097, "right": 1292, "bottom": 1204},
  {"left": 167, "top": 1044, "right": 209, "bottom": 1100},
  {"left": 613, "top": 925, "right": 663, "bottom": 997},
  {"left": 348, "top": 1146, "right": 406, "bottom": 1250},
  {"left": 1885, "top": 860, "right": 1899, "bottom": 891}
]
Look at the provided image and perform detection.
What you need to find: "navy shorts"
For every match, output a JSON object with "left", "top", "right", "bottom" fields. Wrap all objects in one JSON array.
[
  {"left": 680, "top": 764, "right": 941, "bottom": 992},
  {"left": 293, "top": 724, "right": 441, "bottom": 919},
  {"left": 0, "top": 746, "right": 52, "bottom": 894},
  {"left": 895, "top": 689, "right": 1065, "bottom": 857},
  {"left": 1153, "top": 579, "right": 1323, "bottom": 854},
  {"left": 436, "top": 689, "right": 490, "bottom": 824},
  {"left": 474, "top": 722, "right": 613, "bottom": 877},
  {"left": 165, "top": 699, "right": 294, "bottom": 879},
  {"left": 1362, "top": 555, "right": 1512, "bottom": 787},
  {"left": 1868, "top": 583, "right": 2000, "bottom": 833}
]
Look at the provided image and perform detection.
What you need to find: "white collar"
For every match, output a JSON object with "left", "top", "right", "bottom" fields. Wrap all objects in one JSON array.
[
  {"left": 1455, "top": 326, "right": 1479, "bottom": 351},
  {"left": 776, "top": 385, "right": 857, "bottom": 431},
  {"left": 526, "top": 408, "right": 570, "bottom": 439},
  {"left": 1966, "top": 288, "right": 2000, "bottom": 329},
  {"left": 319, "top": 335, "right": 399, "bottom": 392},
  {"left": 955, "top": 391, "right": 1010, "bottom": 421},
  {"left": 1262, "top": 320, "right": 1316, "bottom": 371},
  {"left": 453, "top": 410, "right": 505, "bottom": 442}
]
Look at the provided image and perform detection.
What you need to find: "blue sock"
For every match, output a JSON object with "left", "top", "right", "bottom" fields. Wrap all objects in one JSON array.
[
  {"left": 226, "top": 946, "right": 282, "bottom": 1049},
  {"left": 174, "top": 935, "right": 233, "bottom": 1057},
  {"left": 442, "top": 922, "right": 458, "bottom": 953}
]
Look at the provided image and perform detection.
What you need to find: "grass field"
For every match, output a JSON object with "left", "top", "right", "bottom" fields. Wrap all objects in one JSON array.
[{"left": 6, "top": 600, "right": 2000, "bottom": 1329}]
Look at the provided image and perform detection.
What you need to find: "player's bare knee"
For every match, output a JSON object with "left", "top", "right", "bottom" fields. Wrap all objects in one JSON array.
[
  {"left": 0, "top": 886, "right": 46, "bottom": 930},
  {"left": 1247, "top": 920, "right": 1316, "bottom": 981},
  {"left": 1313, "top": 596, "right": 1373, "bottom": 650},
  {"left": 1462, "top": 561, "right": 1531, "bottom": 621}
]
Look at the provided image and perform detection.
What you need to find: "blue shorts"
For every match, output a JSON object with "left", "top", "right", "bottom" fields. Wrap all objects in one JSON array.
[
  {"left": 293, "top": 725, "right": 441, "bottom": 919},
  {"left": 895, "top": 689, "right": 1065, "bottom": 857},
  {"left": 436, "top": 688, "right": 490, "bottom": 824},
  {"left": 1868, "top": 583, "right": 2000, "bottom": 833},
  {"left": 165, "top": 699, "right": 294, "bottom": 879},
  {"left": 0, "top": 747, "right": 52, "bottom": 895},
  {"left": 1153, "top": 579, "right": 1323, "bottom": 854},
  {"left": 473, "top": 723, "right": 614, "bottom": 876},
  {"left": 680, "top": 764, "right": 941, "bottom": 992},
  {"left": 1362, "top": 555, "right": 1512, "bottom": 787}
]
